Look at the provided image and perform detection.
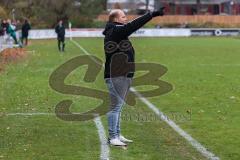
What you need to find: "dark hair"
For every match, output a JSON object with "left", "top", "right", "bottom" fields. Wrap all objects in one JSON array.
[{"left": 24, "top": 19, "right": 29, "bottom": 23}]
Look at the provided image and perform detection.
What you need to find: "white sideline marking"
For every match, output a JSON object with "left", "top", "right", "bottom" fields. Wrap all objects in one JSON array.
[
  {"left": 1, "top": 39, "right": 220, "bottom": 159},
  {"left": 71, "top": 39, "right": 220, "bottom": 160},
  {"left": 94, "top": 117, "right": 110, "bottom": 160},
  {"left": 4, "top": 112, "right": 54, "bottom": 116},
  {"left": 71, "top": 40, "right": 103, "bottom": 67},
  {"left": 2, "top": 112, "right": 110, "bottom": 160},
  {"left": 130, "top": 87, "right": 220, "bottom": 160},
  {"left": 71, "top": 39, "right": 110, "bottom": 160}
]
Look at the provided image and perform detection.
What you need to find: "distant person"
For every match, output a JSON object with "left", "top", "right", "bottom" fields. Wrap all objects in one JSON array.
[
  {"left": 21, "top": 19, "right": 31, "bottom": 46},
  {"left": 55, "top": 20, "right": 65, "bottom": 52},
  {"left": 0, "top": 19, "right": 4, "bottom": 46},
  {"left": 1, "top": 19, "right": 8, "bottom": 35},
  {"left": 0, "top": 19, "right": 4, "bottom": 36},
  {"left": 103, "top": 8, "right": 165, "bottom": 146},
  {"left": 6, "top": 19, "right": 19, "bottom": 45}
]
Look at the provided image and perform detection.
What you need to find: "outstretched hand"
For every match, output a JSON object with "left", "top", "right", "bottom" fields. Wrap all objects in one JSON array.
[{"left": 151, "top": 7, "right": 165, "bottom": 17}]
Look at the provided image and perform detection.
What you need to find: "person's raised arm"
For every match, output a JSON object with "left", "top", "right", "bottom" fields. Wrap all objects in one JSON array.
[{"left": 114, "top": 8, "right": 165, "bottom": 37}]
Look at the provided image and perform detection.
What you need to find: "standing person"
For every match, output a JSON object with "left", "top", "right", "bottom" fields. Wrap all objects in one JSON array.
[
  {"left": 55, "top": 20, "right": 65, "bottom": 52},
  {"left": 0, "top": 20, "right": 7, "bottom": 47},
  {"left": 0, "top": 19, "right": 4, "bottom": 36},
  {"left": 1, "top": 19, "right": 8, "bottom": 35},
  {"left": 21, "top": 19, "right": 31, "bottom": 46},
  {"left": 0, "top": 19, "right": 5, "bottom": 48},
  {"left": 6, "top": 19, "right": 19, "bottom": 45},
  {"left": 102, "top": 8, "right": 165, "bottom": 146}
]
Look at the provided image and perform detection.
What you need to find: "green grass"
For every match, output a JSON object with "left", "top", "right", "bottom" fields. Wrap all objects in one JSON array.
[{"left": 0, "top": 37, "right": 240, "bottom": 160}]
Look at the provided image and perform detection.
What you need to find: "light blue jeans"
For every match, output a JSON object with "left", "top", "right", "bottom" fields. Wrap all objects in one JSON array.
[{"left": 105, "top": 76, "right": 132, "bottom": 139}]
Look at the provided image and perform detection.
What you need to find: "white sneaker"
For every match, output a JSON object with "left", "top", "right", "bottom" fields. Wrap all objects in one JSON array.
[
  {"left": 109, "top": 138, "right": 127, "bottom": 146},
  {"left": 119, "top": 135, "right": 133, "bottom": 143}
]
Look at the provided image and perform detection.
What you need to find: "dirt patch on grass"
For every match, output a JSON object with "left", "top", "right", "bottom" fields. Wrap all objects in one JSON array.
[{"left": 0, "top": 48, "right": 27, "bottom": 72}]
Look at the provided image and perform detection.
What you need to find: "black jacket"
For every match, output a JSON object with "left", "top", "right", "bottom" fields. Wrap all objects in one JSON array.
[
  {"left": 0, "top": 24, "right": 3, "bottom": 36},
  {"left": 21, "top": 22, "right": 31, "bottom": 37},
  {"left": 55, "top": 24, "right": 65, "bottom": 38},
  {"left": 0, "top": 22, "right": 7, "bottom": 36},
  {"left": 103, "top": 12, "right": 153, "bottom": 79}
]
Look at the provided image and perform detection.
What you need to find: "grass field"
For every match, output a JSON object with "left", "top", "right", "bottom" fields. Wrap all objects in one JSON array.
[{"left": 0, "top": 37, "right": 240, "bottom": 160}]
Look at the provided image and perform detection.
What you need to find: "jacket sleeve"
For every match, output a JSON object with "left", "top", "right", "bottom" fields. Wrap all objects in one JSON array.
[
  {"left": 28, "top": 24, "right": 31, "bottom": 30},
  {"left": 55, "top": 26, "right": 58, "bottom": 34},
  {"left": 113, "top": 12, "right": 152, "bottom": 37}
]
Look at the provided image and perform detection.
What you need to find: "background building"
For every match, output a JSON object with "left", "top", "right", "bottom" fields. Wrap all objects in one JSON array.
[
  {"left": 164, "top": 0, "right": 240, "bottom": 15},
  {"left": 107, "top": 0, "right": 240, "bottom": 15},
  {"left": 107, "top": 0, "right": 155, "bottom": 13}
]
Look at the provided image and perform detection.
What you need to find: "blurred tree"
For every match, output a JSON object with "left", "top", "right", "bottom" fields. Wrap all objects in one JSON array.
[
  {"left": 113, "top": 2, "right": 122, "bottom": 9},
  {"left": 0, "top": 0, "right": 105, "bottom": 28},
  {"left": 70, "top": 0, "right": 105, "bottom": 28},
  {"left": 0, "top": 0, "right": 12, "bottom": 9},
  {"left": 31, "top": 0, "right": 73, "bottom": 27},
  {"left": 103, "top": 0, "right": 107, "bottom": 10},
  {"left": 0, "top": 6, "right": 7, "bottom": 18}
]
